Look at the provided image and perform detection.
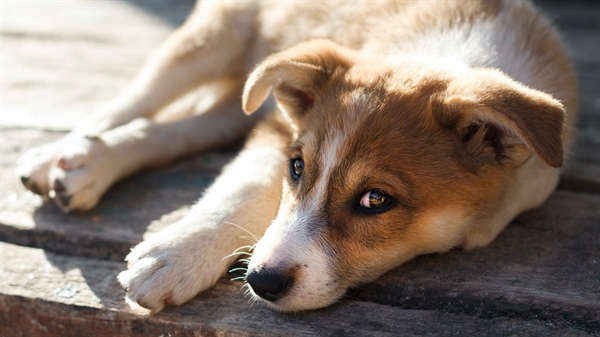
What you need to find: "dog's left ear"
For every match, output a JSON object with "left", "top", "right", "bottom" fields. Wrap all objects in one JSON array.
[
  {"left": 433, "top": 68, "right": 565, "bottom": 169},
  {"left": 242, "top": 39, "right": 355, "bottom": 118}
]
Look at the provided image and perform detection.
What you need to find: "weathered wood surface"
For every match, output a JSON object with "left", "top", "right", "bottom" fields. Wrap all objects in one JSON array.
[
  {"left": 0, "top": 242, "right": 591, "bottom": 337},
  {"left": 1, "top": 0, "right": 599, "bottom": 336}
]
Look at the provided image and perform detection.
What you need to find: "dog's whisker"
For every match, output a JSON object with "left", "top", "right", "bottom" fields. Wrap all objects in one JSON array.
[
  {"left": 230, "top": 275, "right": 247, "bottom": 281},
  {"left": 222, "top": 221, "right": 260, "bottom": 243},
  {"left": 239, "top": 235, "right": 259, "bottom": 245},
  {"left": 228, "top": 267, "right": 248, "bottom": 273},
  {"left": 221, "top": 250, "right": 252, "bottom": 261},
  {"left": 232, "top": 244, "right": 255, "bottom": 253},
  {"left": 222, "top": 242, "right": 256, "bottom": 263}
]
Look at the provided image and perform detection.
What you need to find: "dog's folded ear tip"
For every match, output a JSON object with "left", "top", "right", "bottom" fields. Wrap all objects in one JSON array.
[
  {"left": 543, "top": 151, "right": 564, "bottom": 168},
  {"left": 241, "top": 95, "right": 262, "bottom": 115},
  {"left": 242, "top": 76, "right": 271, "bottom": 115}
]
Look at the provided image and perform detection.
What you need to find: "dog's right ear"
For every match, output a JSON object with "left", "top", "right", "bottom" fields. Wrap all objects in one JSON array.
[
  {"left": 242, "top": 39, "right": 355, "bottom": 118},
  {"left": 432, "top": 68, "right": 566, "bottom": 169}
]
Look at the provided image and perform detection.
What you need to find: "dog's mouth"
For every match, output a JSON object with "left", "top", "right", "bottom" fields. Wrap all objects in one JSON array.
[
  {"left": 244, "top": 262, "right": 348, "bottom": 312},
  {"left": 240, "top": 223, "right": 348, "bottom": 311}
]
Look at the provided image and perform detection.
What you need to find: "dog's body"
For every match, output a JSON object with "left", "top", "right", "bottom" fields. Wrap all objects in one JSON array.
[{"left": 18, "top": 0, "right": 577, "bottom": 312}]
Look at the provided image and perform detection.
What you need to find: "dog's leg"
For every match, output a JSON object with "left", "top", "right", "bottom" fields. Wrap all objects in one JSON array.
[
  {"left": 117, "top": 126, "right": 286, "bottom": 313},
  {"left": 79, "top": 2, "right": 256, "bottom": 134},
  {"left": 45, "top": 96, "right": 261, "bottom": 212},
  {"left": 17, "top": 1, "right": 257, "bottom": 201}
]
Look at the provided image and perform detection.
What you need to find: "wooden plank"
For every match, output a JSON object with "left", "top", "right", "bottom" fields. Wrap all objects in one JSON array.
[{"left": 0, "top": 242, "right": 587, "bottom": 337}]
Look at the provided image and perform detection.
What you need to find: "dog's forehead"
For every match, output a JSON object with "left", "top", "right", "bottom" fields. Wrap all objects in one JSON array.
[
  {"left": 300, "top": 79, "right": 432, "bottom": 158},
  {"left": 291, "top": 72, "right": 453, "bottom": 202},
  {"left": 344, "top": 88, "right": 380, "bottom": 121},
  {"left": 296, "top": 86, "right": 383, "bottom": 162},
  {"left": 316, "top": 82, "right": 389, "bottom": 133},
  {"left": 294, "top": 87, "right": 422, "bottom": 189}
]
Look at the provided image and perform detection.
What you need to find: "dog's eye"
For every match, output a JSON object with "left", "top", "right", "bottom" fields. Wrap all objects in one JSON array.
[
  {"left": 358, "top": 191, "right": 394, "bottom": 212},
  {"left": 290, "top": 158, "right": 304, "bottom": 181}
]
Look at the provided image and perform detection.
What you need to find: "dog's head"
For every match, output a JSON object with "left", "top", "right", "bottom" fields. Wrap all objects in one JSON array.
[{"left": 241, "top": 39, "right": 565, "bottom": 311}]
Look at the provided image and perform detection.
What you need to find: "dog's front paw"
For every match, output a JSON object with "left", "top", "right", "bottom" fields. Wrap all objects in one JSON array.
[
  {"left": 117, "top": 231, "right": 226, "bottom": 313},
  {"left": 17, "top": 134, "right": 123, "bottom": 212},
  {"left": 46, "top": 136, "right": 123, "bottom": 212}
]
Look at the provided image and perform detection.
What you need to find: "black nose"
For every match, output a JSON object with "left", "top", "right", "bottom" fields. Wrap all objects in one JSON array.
[{"left": 246, "top": 267, "right": 293, "bottom": 302}]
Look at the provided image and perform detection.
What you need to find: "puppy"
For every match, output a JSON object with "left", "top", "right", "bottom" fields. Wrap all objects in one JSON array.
[{"left": 17, "top": 0, "right": 577, "bottom": 312}]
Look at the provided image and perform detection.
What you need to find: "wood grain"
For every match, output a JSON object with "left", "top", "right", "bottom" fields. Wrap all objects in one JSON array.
[{"left": 1, "top": 242, "right": 590, "bottom": 337}]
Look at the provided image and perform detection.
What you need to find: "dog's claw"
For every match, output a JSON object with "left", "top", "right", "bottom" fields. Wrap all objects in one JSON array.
[
  {"left": 30, "top": 183, "right": 42, "bottom": 195},
  {"left": 53, "top": 179, "right": 66, "bottom": 193},
  {"left": 57, "top": 193, "right": 73, "bottom": 209}
]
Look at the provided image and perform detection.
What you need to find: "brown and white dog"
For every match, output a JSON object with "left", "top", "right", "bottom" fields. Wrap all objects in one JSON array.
[{"left": 17, "top": 0, "right": 577, "bottom": 312}]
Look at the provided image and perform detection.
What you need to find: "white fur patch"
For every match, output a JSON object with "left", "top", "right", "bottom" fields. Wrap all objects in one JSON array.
[
  {"left": 248, "top": 202, "right": 341, "bottom": 311},
  {"left": 369, "top": 8, "right": 535, "bottom": 88}
]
